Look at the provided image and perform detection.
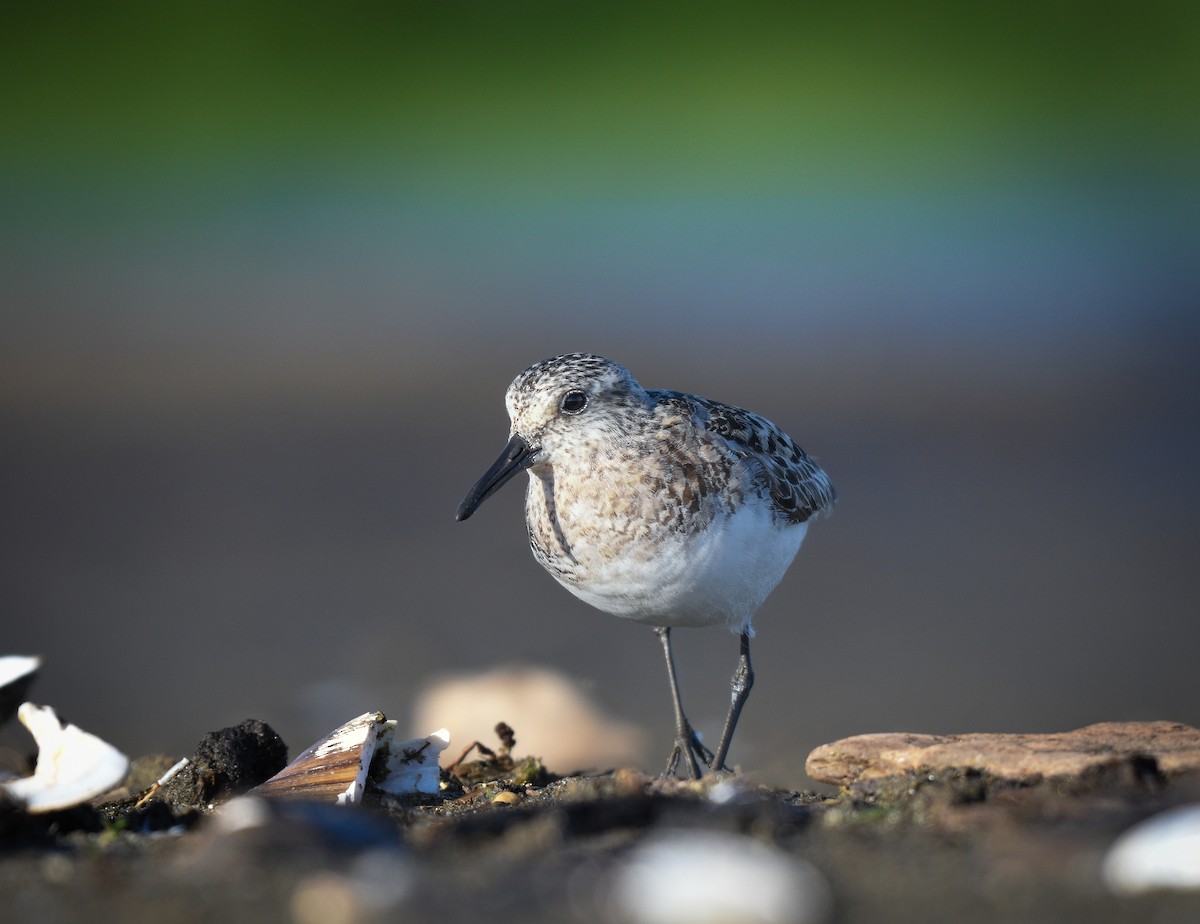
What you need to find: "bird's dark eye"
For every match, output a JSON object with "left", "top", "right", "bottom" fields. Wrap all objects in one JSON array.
[{"left": 560, "top": 391, "right": 588, "bottom": 414}]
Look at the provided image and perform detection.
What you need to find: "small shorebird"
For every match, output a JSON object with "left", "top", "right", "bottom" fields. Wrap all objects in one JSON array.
[{"left": 455, "top": 353, "right": 835, "bottom": 778}]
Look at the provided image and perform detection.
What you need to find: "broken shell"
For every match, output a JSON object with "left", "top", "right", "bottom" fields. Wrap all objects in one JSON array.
[
  {"left": 251, "top": 712, "right": 382, "bottom": 804},
  {"left": 251, "top": 712, "right": 449, "bottom": 805},
  {"left": 371, "top": 724, "right": 450, "bottom": 798},
  {"left": 491, "top": 790, "right": 521, "bottom": 806},
  {"left": 0, "top": 655, "right": 40, "bottom": 725},
  {"left": 0, "top": 703, "right": 129, "bottom": 813}
]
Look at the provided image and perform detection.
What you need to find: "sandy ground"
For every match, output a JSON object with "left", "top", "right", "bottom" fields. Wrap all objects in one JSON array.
[{"left": 3, "top": 719, "right": 1200, "bottom": 924}]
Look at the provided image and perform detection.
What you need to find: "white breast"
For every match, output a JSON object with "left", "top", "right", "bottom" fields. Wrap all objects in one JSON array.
[{"left": 546, "top": 494, "right": 808, "bottom": 635}]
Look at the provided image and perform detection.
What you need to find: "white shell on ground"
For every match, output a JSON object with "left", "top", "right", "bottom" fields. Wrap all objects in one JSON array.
[
  {"left": 612, "top": 830, "right": 831, "bottom": 924},
  {"left": 371, "top": 725, "right": 450, "bottom": 797},
  {"left": 1103, "top": 803, "right": 1200, "bottom": 894},
  {"left": 0, "top": 655, "right": 40, "bottom": 690},
  {"left": 0, "top": 702, "right": 129, "bottom": 813},
  {"left": 0, "top": 655, "right": 41, "bottom": 724},
  {"left": 251, "top": 712, "right": 449, "bottom": 804}
]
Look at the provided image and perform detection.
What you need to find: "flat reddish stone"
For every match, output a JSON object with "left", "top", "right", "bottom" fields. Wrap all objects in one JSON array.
[{"left": 806, "top": 721, "right": 1200, "bottom": 789}]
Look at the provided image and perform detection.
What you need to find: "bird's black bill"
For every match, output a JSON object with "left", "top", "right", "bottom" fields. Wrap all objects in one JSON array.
[{"left": 455, "top": 434, "right": 534, "bottom": 521}]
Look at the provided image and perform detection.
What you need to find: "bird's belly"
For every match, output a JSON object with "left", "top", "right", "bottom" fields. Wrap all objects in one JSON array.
[{"left": 540, "top": 501, "right": 808, "bottom": 634}]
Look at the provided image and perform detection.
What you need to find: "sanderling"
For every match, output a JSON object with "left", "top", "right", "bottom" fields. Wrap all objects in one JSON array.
[{"left": 456, "top": 353, "right": 835, "bottom": 778}]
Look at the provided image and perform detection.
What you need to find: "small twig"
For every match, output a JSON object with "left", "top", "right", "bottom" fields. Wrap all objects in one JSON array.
[
  {"left": 401, "top": 739, "right": 432, "bottom": 762},
  {"left": 445, "top": 741, "right": 496, "bottom": 774},
  {"left": 133, "top": 757, "right": 190, "bottom": 808}
]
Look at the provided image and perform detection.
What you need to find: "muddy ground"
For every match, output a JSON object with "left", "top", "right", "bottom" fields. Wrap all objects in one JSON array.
[{"left": 3, "top": 720, "right": 1200, "bottom": 924}]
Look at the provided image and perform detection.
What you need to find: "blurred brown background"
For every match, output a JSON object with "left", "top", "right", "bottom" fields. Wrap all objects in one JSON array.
[{"left": 2, "top": 3, "right": 1197, "bottom": 785}]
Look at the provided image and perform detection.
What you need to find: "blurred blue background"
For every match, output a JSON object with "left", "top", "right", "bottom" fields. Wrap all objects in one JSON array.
[{"left": 3, "top": 3, "right": 1198, "bottom": 784}]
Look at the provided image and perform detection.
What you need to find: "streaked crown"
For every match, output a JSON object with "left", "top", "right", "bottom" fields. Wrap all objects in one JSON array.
[{"left": 504, "top": 353, "right": 648, "bottom": 448}]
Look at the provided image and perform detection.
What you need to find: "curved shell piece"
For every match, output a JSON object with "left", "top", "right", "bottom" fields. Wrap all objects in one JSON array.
[
  {"left": 252, "top": 711, "right": 384, "bottom": 805},
  {"left": 250, "top": 712, "right": 450, "bottom": 804},
  {"left": 0, "top": 702, "right": 129, "bottom": 813}
]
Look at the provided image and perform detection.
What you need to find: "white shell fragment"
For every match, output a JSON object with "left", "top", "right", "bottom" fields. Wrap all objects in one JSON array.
[
  {"left": 251, "top": 712, "right": 449, "bottom": 805},
  {"left": 371, "top": 725, "right": 450, "bottom": 798},
  {"left": 0, "top": 703, "right": 129, "bottom": 813},
  {"left": 1103, "top": 803, "right": 1200, "bottom": 894},
  {"left": 613, "top": 830, "right": 831, "bottom": 924},
  {"left": 0, "top": 655, "right": 41, "bottom": 724}
]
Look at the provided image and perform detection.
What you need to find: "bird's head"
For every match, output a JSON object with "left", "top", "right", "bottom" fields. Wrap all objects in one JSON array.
[{"left": 455, "top": 353, "right": 647, "bottom": 521}]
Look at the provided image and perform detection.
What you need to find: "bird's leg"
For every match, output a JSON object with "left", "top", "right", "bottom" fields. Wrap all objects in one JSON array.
[
  {"left": 655, "top": 626, "right": 712, "bottom": 779},
  {"left": 711, "top": 631, "right": 754, "bottom": 772}
]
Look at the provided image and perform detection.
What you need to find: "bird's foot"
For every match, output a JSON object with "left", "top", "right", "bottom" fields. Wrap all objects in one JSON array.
[{"left": 661, "top": 726, "right": 715, "bottom": 780}]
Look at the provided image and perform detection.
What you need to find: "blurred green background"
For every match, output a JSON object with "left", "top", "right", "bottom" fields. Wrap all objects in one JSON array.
[{"left": 3, "top": 2, "right": 1197, "bottom": 783}]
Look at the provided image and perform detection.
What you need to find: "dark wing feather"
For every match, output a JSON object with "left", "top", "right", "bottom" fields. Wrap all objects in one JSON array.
[{"left": 656, "top": 391, "right": 836, "bottom": 525}]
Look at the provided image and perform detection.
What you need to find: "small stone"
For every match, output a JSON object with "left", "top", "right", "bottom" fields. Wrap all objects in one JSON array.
[
  {"left": 413, "top": 666, "right": 648, "bottom": 771},
  {"left": 611, "top": 767, "right": 652, "bottom": 797},
  {"left": 806, "top": 721, "right": 1200, "bottom": 792}
]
